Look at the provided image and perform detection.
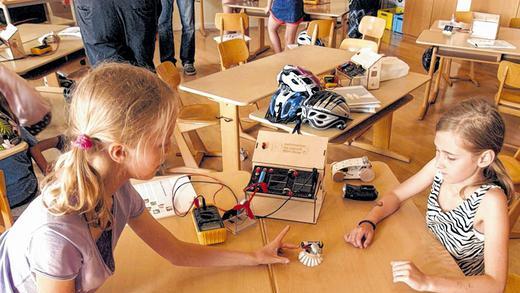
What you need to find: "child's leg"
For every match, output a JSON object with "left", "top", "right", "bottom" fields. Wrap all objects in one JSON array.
[
  {"left": 268, "top": 15, "right": 283, "bottom": 53},
  {"left": 284, "top": 23, "right": 300, "bottom": 49}
]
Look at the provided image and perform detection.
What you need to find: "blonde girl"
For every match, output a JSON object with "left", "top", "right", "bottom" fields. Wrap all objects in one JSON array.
[
  {"left": 345, "top": 99, "right": 514, "bottom": 292},
  {"left": 0, "top": 63, "right": 295, "bottom": 293}
]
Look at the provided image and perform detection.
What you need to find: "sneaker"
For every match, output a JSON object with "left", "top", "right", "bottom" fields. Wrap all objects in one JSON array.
[{"left": 183, "top": 63, "right": 197, "bottom": 76}]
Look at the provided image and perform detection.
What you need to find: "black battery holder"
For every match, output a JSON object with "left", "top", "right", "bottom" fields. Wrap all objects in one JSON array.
[
  {"left": 193, "top": 205, "right": 224, "bottom": 231},
  {"left": 248, "top": 165, "right": 319, "bottom": 199}
]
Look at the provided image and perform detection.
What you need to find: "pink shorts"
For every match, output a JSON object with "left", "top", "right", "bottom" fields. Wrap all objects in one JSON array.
[{"left": 270, "top": 12, "right": 303, "bottom": 26}]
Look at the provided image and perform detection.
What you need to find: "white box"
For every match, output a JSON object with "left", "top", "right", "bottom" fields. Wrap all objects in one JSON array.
[
  {"left": 247, "top": 131, "right": 328, "bottom": 224},
  {"left": 471, "top": 12, "right": 500, "bottom": 40}
]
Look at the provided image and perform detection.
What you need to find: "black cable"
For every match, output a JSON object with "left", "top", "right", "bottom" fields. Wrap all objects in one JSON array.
[
  {"left": 254, "top": 170, "right": 316, "bottom": 218},
  {"left": 171, "top": 178, "right": 239, "bottom": 217}
]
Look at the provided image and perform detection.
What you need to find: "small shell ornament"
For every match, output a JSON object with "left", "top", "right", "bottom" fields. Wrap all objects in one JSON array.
[{"left": 298, "top": 241, "right": 323, "bottom": 267}]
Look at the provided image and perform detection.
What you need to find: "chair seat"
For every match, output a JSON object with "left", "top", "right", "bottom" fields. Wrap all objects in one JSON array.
[
  {"left": 178, "top": 103, "right": 220, "bottom": 126},
  {"left": 499, "top": 154, "right": 520, "bottom": 184},
  {"left": 500, "top": 90, "right": 520, "bottom": 106}
]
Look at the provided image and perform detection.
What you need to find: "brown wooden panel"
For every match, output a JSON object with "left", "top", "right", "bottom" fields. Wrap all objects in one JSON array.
[
  {"left": 403, "top": 0, "right": 434, "bottom": 37},
  {"left": 430, "top": 0, "right": 457, "bottom": 23},
  {"left": 471, "top": 0, "right": 520, "bottom": 26}
]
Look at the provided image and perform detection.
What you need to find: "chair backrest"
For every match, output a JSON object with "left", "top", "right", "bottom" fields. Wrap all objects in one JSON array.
[
  {"left": 454, "top": 11, "right": 474, "bottom": 24},
  {"left": 0, "top": 170, "right": 13, "bottom": 233},
  {"left": 506, "top": 273, "right": 520, "bottom": 293},
  {"left": 510, "top": 18, "right": 520, "bottom": 29},
  {"left": 497, "top": 61, "right": 520, "bottom": 88},
  {"left": 307, "top": 19, "right": 335, "bottom": 47},
  {"left": 215, "top": 13, "right": 249, "bottom": 41},
  {"left": 339, "top": 38, "right": 378, "bottom": 53},
  {"left": 358, "top": 16, "right": 386, "bottom": 48},
  {"left": 156, "top": 61, "right": 183, "bottom": 106},
  {"left": 217, "top": 38, "right": 249, "bottom": 70},
  {"left": 509, "top": 193, "right": 520, "bottom": 232}
]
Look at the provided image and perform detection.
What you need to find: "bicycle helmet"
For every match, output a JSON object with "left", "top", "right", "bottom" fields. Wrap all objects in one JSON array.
[
  {"left": 422, "top": 47, "right": 440, "bottom": 73},
  {"left": 301, "top": 90, "right": 351, "bottom": 130},
  {"left": 265, "top": 86, "right": 308, "bottom": 124},
  {"left": 277, "top": 65, "right": 321, "bottom": 98},
  {"left": 296, "top": 31, "right": 325, "bottom": 47}
]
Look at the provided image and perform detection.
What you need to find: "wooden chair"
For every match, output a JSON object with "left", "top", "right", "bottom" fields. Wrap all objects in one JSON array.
[
  {"left": 358, "top": 16, "right": 386, "bottom": 50},
  {"left": 509, "top": 17, "right": 520, "bottom": 29},
  {"left": 214, "top": 12, "right": 249, "bottom": 43},
  {"left": 217, "top": 38, "right": 258, "bottom": 142},
  {"left": 495, "top": 61, "right": 520, "bottom": 117},
  {"left": 339, "top": 38, "right": 378, "bottom": 53},
  {"left": 506, "top": 273, "right": 520, "bottom": 293},
  {"left": 156, "top": 62, "right": 221, "bottom": 170},
  {"left": 307, "top": 19, "right": 335, "bottom": 48},
  {"left": 217, "top": 38, "right": 249, "bottom": 70},
  {"left": 499, "top": 149, "right": 520, "bottom": 187},
  {"left": 509, "top": 193, "right": 520, "bottom": 239},
  {"left": 443, "top": 11, "right": 479, "bottom": 87},
  {"left": 0, "top": 170, "right": 13, "bottom": 234}
]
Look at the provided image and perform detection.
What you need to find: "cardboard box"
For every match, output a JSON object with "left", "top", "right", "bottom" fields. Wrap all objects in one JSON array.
[
  {"left": 0, "top": 24, "right": 25, "bottom": 59},
  {"left": 247, "top": 131, "right": 328, "bottom": 224},
  {"left": 471, "top": 12, "right": 500, "bottom": 40},
  {"left": 336, "top": 48, "right": 383, "bottom": 90}
]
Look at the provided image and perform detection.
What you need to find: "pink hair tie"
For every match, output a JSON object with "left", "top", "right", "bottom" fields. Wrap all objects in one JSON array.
[{"left": 73, "top": 134, "right": 93, "bottom": 150}]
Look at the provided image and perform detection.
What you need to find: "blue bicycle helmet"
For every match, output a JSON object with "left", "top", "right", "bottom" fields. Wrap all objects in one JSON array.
[{"left": 265, "top": 86, "right": 308, "bottom": 124}]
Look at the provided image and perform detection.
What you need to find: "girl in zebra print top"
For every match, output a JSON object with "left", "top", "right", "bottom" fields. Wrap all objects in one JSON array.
[{"left": 345, "top": 99, "right": 514, "bottom": 292}]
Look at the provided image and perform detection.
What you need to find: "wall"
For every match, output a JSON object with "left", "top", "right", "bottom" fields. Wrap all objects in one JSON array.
[{"left": 403, "top": 0, "right": 520, "bottom": 37}]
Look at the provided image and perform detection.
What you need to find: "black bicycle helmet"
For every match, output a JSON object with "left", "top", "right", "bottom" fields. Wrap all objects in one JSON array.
[{"left": 422, "top": 47, "right": 440, "bottom": 73}]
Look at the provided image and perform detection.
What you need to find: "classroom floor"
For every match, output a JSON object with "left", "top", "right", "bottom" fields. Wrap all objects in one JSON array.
[{"left": 24, "top": 25, "right": 520, "bottom": 275}]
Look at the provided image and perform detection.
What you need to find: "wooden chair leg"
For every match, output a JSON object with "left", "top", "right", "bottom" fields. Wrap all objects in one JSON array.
[
  {"left": 443, "top": 59, "right": 453, "bottom": 87},
  {"left": 174, "top": 126, "right": 201, "bottom": 168},
  {"left": 469, "top": 62, "right": 480, "bottom": 87}
]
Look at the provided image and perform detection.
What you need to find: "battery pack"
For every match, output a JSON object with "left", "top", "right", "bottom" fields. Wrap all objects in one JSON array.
[
  {"left": 192, "top": 205, "right": 227, "bottom": 245},
  {"left": 30, "top": 44, "right": 51, "bottom": 55}
]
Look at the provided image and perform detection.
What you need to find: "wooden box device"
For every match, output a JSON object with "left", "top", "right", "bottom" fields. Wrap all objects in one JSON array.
[{"left": 247, "top": 131, "right": 328, "bottom": 224}]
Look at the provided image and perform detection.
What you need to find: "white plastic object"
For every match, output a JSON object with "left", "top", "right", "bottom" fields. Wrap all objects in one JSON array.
[{"left": 380, "top": 57, "right": 409, "bottom": 82}]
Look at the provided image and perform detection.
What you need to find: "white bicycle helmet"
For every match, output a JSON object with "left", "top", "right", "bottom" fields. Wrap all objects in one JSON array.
[
  {"left": 276, "top": 65, "right": 321, "bottom": 98},
  {"left": 301, "top": 90, "right": 351, "bottom": 130},
  {"left": 296, "top": 31, "right": 325, "bottom": 47}
]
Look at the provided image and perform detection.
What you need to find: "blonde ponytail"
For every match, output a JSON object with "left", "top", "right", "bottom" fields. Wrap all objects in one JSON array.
[{"left": 42, "top": 62, "right": 177, "bottom": 228}]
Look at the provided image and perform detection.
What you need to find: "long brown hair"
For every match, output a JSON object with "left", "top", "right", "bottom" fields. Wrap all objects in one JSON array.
[
  {"left": 42, "top": 63, "right": 178, "bottom": 228},
  {"left": 436, "top": 98, "right": 514, "bottom": 202}
]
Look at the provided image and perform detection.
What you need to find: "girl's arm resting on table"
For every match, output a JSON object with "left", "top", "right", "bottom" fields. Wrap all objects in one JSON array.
[
  {"left": 36, "top": 275, "right": 75, "bottom": 293},
  {"left": 393, "top": 188, "right": 509, "bottom": 293},
  {"left": 129, "top": 210, "right": 297, "bottom": 267},
  {"left": 346, "top": 159, "right": 437, "bottom": 248}
]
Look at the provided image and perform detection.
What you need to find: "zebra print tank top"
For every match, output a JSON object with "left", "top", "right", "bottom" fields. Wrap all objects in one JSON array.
[{"left": 426, "top": 172, "right": 498, "bottom": 276}]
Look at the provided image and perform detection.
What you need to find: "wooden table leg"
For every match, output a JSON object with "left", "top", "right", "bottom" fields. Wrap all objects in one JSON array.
[
  {"left": 350, "top": 114, "right": 411, "bottom": 163},
  {"left": 219, "top": 102, "right": 241, "bottom": 172},
  {"left": 430, "top": 55, "right": 445, "bottom": 104},
  {"left": 418, "top": 46, "right": 438, "bottom": 120},
  {"left": 250, "top": 16, "right": 270, "bottom": 59},
  {"left": 198, "top": 0, "right": 207, "bottom": 37}
]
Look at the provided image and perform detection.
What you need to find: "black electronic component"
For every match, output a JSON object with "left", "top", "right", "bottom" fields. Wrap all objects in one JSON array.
[
  {"left": 247, "top": 165, "right": 318, "bottom": 199},
  {"left": 192, "top": 205, "right": 224, "bottom": 232},
  {"left": 343, "top": 184, "right": 378, "bottom": 201}
]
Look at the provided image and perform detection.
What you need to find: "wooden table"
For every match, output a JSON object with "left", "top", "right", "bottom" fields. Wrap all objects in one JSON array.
[
  {"left": 262, "top": 161, "right": 463, "bottom": 292},
  {"left": 99, "top": 162, "right": 463, "bottom": 292},
  {"left": 0, "top": 23, "right": 84, "bottom": 75},
  {"left": 99, "top": 171, "right": 274, "bottom": 293},
  {"left": 226, "top": 0, "right": 349, "bottom": 57},
  {"left": 249, "top": 72, "right": 430, "bottom": 162},
  {"left": 0, "top": 0, "right": 49, "bottom": 25},
  {"left": 416, "top": 22, "right": 520, "bottom": 119},
  {"left": 179, "top": 45, "right": 352, "bottom": 172},
  {"left": 0, "top": 140, "right": 27, "bottom": 160}
]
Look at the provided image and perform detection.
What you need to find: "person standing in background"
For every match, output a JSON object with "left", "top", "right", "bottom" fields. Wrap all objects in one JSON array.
[
  {"left": 73, "top": 0, "right": 160, "bottom": 70},
  {"left": 158, "top": 0, "right": 197, "bottom": 75}
]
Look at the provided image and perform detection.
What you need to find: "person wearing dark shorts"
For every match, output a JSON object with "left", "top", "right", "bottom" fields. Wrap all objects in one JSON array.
[{"left": 265, "top": 0, "right": 304, "bottom": 53}]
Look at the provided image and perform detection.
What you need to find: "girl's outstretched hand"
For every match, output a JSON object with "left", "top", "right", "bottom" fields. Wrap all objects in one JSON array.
[
  {"left": 254, "top": 226, "right": 298, "bottom": 265},
  {"left": 344, "top": 222, "right": 375, "bottom": 249},
  {"left": 391, "top": 260, "right": 431, "bottom": 292}
]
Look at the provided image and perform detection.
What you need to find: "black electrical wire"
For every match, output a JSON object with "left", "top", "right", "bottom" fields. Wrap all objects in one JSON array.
[{"left": 171, "top": 177, "right": 239, "bottom": 217}]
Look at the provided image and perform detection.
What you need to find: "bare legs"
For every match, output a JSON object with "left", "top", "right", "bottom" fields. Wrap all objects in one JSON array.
[{"left": 267, "top": 15, "right": 299, "bottom": 53}]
